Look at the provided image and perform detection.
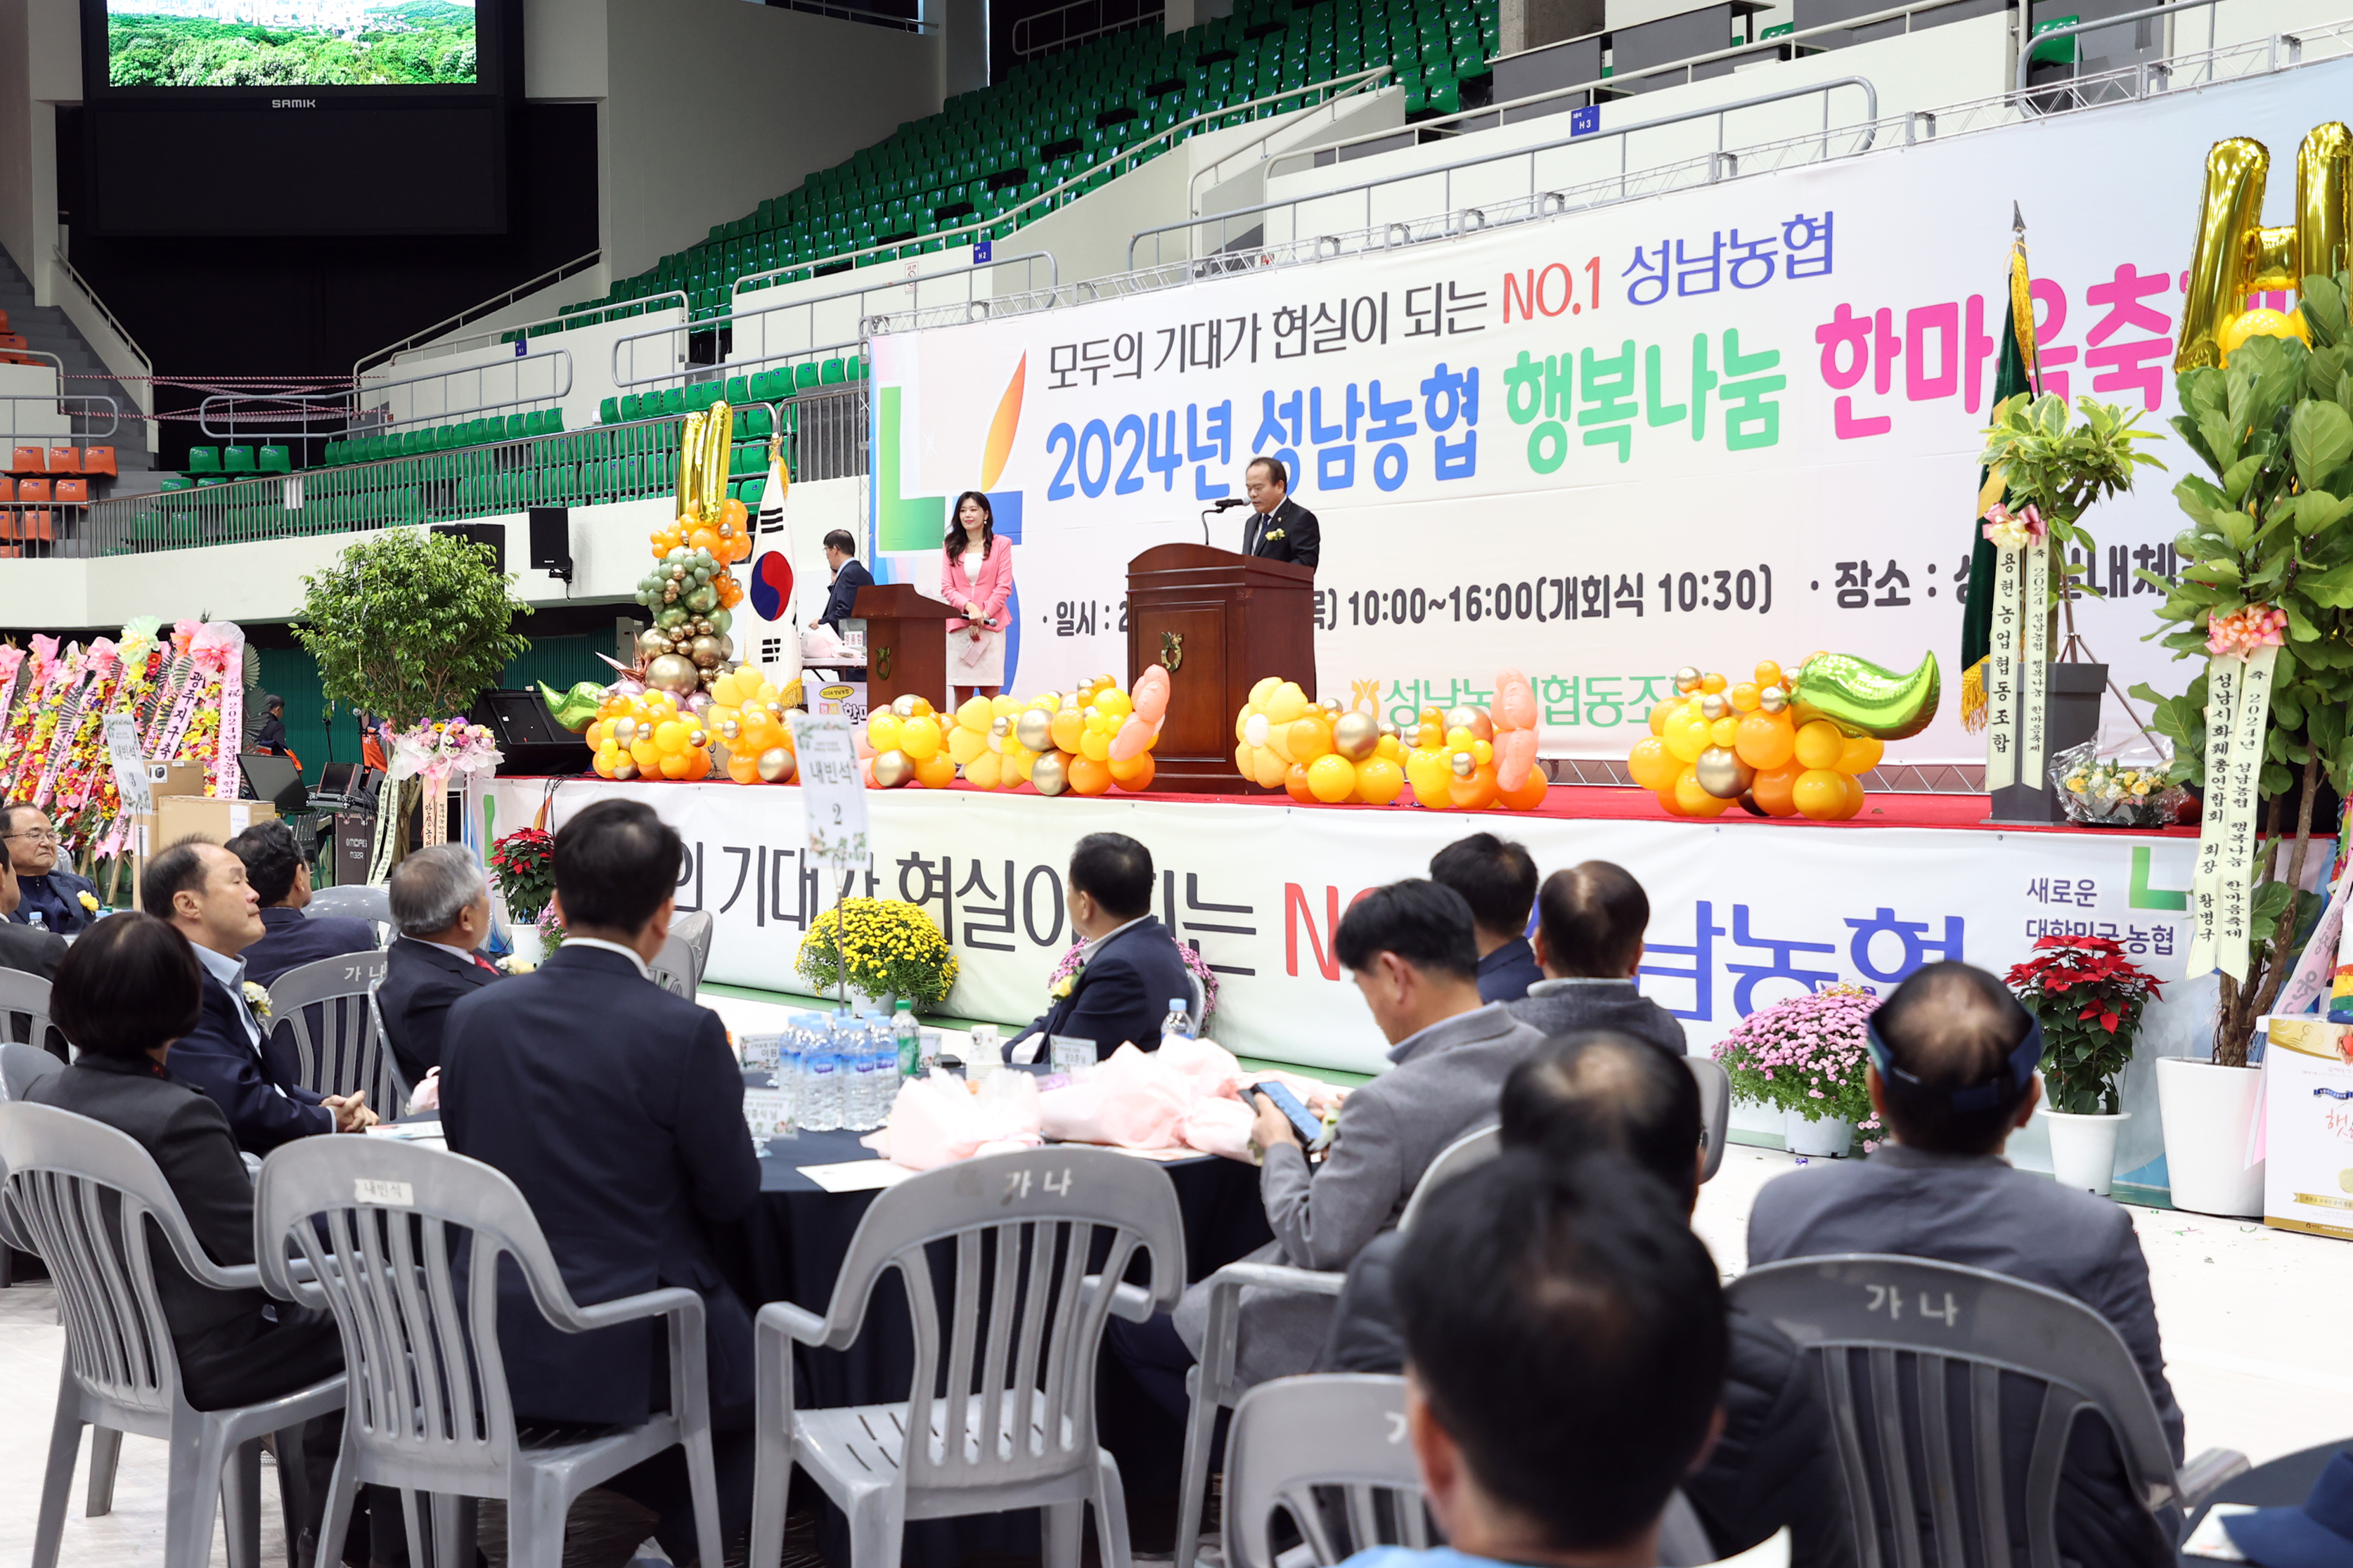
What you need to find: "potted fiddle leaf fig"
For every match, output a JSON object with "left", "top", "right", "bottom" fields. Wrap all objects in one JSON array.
[{"left": 2128, "top": 270, "right": 2353, "bottom": 1214}]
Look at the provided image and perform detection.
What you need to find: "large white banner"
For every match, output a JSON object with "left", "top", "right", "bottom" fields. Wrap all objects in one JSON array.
[
  {"left": 868, "top": 58, "right": 2353, "bottom": 762},
  {"left": 493, "top": 779, "right": 2217, "bottom": 1172}
]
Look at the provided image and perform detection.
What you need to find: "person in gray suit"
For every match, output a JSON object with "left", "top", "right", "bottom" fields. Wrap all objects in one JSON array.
[
  {"left": 1507, "top": 861, "right": 1687, "bottom": 1056},
  {"left": 1747, "top": 961, "right": 2181, "bottom": 1568},
  {"left": 1111, "top": 880, "right": 1546, "bottom": 1425}
]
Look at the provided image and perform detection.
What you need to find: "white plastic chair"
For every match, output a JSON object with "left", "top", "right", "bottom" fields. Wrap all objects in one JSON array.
[
  {"left": 747, "top": 1146, "right": 1189, "bottom": 1568},
  {"left": 265, "top": 951, "right": 403, "bottom": 1113},
  {"left": 0, "top": 966, "right": 65, "bottom": 1063},
  {"left": 253, "top": 1134, "right": 726, "bottom": 1568},
  {"left": 1730, "top": 1255, "right": 2248, "bottom": 1568},
  {"left": 306, "top": 883, "right": 391, "bottom": 931},
  {"left": 1175, "top": 1121, "right": 1500, "bottom": 1568},
  {"left": 650, "top": 908, "right": 716, "bottom": 998},
  {"left": 0, "top": 1100, "right": 346, "bottom": 1568},
  {"left": 1689, "top": 1056, "right": 1732, "bottom": 1182}
]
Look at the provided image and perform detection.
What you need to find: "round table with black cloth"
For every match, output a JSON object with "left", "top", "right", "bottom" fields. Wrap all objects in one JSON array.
[
  {"left": 2179, "top": 1442, "right": 2353, "bottom": 1568},
  {"left": 712, "top": 1073, "right": 1274, "bottom": 1567}
]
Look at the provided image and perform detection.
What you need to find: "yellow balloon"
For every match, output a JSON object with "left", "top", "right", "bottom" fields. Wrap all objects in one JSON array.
[
  {"left": 1627, "top": 737, "right": 1680, "bottom": 791},
  {"left": 1265, "top": 682, "right": 1310, "bottom": 725},
  {"left": 1355, "top": 756, "right": 1406, "bottom": 805},
  {"left": 1234, "top": 741, "right": 1255, "bottom": 777},
  {"left": 1095, "top": 689, "right": 1133, "bottom": 720},
  {"left": 868, "top": 713, "right": 903, "bottom": 754},
  {"left": 1253, "top": 747, "right": 1289, "bottom": 790},
  {"left": 1050, "top": 709, "right": 1086, "bottom": 753},
  {"left": 1080, "top": 728, "right": 1113, "bottom": 762},
  {"left": 991, "top": 693, "right": 1021, "bottom": 718},
  {"left": 2219, "top": 306, "right": 2309, "bottom": 360},
  {"left": 1649, "top": 700, "right": 1677, "bottom": 737},
  {"left": 1710, "top": 716, "right": 1739, "bottom": 749},
  {"left": 1001, "top": 741, "right": 1035, "bottom": 784},
  {"left": 1793, "top": 767, "right": 1849, "bottom": 819},
  {"left": 1290, "top": 718, "right": 1334, "bottom": 763},
  {"left": 1307, "top": 753, "right": 1358, "bottom": 803},
  {"left": 654, "top": 720, "right": 689, "bottom": 755},
  {"left": 1665, "top": 716, "right": 1710, "bottom": 764},
  {"left": 1734, "top": 712, "right": 1796, "bottom": 771},
  {"left": 1836, "top": 772, "right": 1869, "bottom": 820},
  {"left": 1837, "top": 734, "right": 1885, "bottom": 773},
  {"left": 948, "top": 726, "right": 987, "bottom": 765},
  {"left": 1793, "top": 719, "right": 1846, "bottom": 771},
  {"left": 957, "top": 696, "right": 994, "bottom": 732},
  {"left": 900, "top": 715, "right": 943, "bottom": 763},
  {"left": 1376, "top": 734, "right": 1405, "bottom": 762},
  {"left": 1730, "top": 682, "right": 1760, "bottom": 713},
  {"left": 965, "top": 751, "right": 1003, "bottom": 791},
  {"left": 1405, "top": 751, "right": 1449, "bottom": 797},
  {"left": 1249, "top": 675, "right": 1282, "bottom": 705},
  {"left": 1672, "top": 767, "right": 1734, "bottom": 817}
]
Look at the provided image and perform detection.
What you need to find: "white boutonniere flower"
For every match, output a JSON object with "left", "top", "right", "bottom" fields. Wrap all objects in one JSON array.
[{"left": 242, "top": 981, "right": 272, "bottom": 1022}]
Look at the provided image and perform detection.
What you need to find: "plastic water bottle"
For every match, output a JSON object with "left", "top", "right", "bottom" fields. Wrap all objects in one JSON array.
[
  {"left": 1160, "top": 998, "right": 1194, "bottom": 1052},
  {"left": 894, "top": 1000, "right": 920, "bottom": 1082},
  {"left": 800, "top": 1015, "right": 844, "bottom": 1132},
  {"left": 854, "top": 1013, "right": 892, "bottom": 1129},
  {"left": 775, "top": 1018, "right": 808, "bottom": 1127}
]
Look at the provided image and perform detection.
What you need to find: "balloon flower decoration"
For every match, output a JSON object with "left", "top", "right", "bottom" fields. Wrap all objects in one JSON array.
[
  {"left": 631, "top": 399, "right": 756, "bottom": 696},
  {"left": 584, "top": 662, "right": 799, "bottom": 783},
  {"left": 1625, "top": 652, "right": 1940, "bottom": 819},
  {"left": 1232, "top": 679, "right": 1409, "bottom": 804},
  {"left": 864, "top": 666, "right": 1173, "bottom": 793}
]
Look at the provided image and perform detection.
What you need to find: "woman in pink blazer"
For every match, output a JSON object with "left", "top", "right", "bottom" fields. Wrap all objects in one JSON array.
[{"left": 941, "top": 490, "right": 1014, "bottom": 702}]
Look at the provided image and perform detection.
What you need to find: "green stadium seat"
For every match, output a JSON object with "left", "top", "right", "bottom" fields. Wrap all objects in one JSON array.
[
  {"left": 725, "top": 375, "right": 750, "bottom": 404},
  {"left": 223, "top": 446, "right": 257, "bottom": 474},
  {"left": 739, "top": 406, "right": 772, "bottom": 439},
  {"left": 160, "top": 474, "right": 193, "bottom": 492},
  {"left": 502, "top": 414, "right": 527, "bottom": 439},
  {"left": 661, "top": 387, "right": 687, "bottom": 416},
  {"left": 820, "top": 358, "right": 846, "bottom": 384},
  {"left": 259, "top": 445, "right": 291, "bottom": 474},
  {"left": 600, "top": 397, "right": 621, "bottom": 425},
  {"left": 741, "top": 474, "right": 766, "bottom": 507}
]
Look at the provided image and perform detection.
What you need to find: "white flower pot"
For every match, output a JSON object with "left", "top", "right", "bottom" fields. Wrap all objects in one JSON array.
[
  {"left": 1785, "top": 1110, "right": 1854, "bottom": 1158},
  {"left": 2156, "top": 1056, "right": 2265, "bottom": 1217},
  {"left": 505, "top": 924, "right": 544, "bottom": 969},
  {"left": 2038, "top": 1108, "right": 2129, "bottom": 1196},
  {"left": 847, "top": 987, "right": 898, "bottom": 1017}
]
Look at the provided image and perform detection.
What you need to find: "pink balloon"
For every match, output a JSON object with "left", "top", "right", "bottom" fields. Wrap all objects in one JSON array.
[
  {"left": 1495, "top": 730, "right": 1540, "bottom": 791},
  {"left": 1109, "top": 713, "right": 1155, "bottom": 761},
  {"left": 1132, "top": 665, "right": 1171, "bottom": 723},
  {"left": 1495, "top": 668, "right": 1537, "bottom": 732}
]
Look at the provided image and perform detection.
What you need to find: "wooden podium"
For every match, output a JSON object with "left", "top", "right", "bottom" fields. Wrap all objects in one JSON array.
[
  {"left": 1126, "top": 543, "right": 1315, "bottom": 791},
  {"left": 852, "top": 583, "right": 954, "bottom": 714}
]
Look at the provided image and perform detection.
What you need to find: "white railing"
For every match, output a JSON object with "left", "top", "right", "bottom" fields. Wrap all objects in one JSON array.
[
  {"left": 729, "top": 64, "right": 1396, "bottom": 301},
  {"left": 1012, "top": 0, "right": 1163, "bottom": 57},
  {"left": 352, "top": 249, "right": 607, "bottom": 376},
  {"left": 2013, "top": 0, "right": 2216, "bottom": 91},
  {"left": 48, "top": 248, "right": 155, "bottom": 421}
]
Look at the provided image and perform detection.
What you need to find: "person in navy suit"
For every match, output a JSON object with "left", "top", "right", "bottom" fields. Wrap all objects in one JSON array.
[
  {"left": 3, "top": 803, "right": 100, "bottom": 935},
  {"left": 817, "top": 529, "right": 875, "bottom": 630},
  {"left": 226, "top": 819, "right": 376, "bottom": 989},
  {"left": 143, "top": 838, "right": 375, "bottom": 1155},
  {"left": 375, "top": 844, "right": 503, "bottom": 1087},
  {"left": 441, "top": 799, "right": 759, "bottom": 1564},
  {"left": 1429, "top": 831, "right": 1542, "bottom": 1004},
  {"left": 1012, "top": 832, "right": 1196, "bottom": 1061}
]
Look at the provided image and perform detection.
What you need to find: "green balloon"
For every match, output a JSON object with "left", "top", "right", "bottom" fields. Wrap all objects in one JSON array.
[
  {"left": 685, "top": 585, "right": 718, "bottom": 614},
  {"left": 1791, "top": 652, "right": 1942, "bottom": 740},
  {"left": 539, "top": 679, "right": 604, "bottom": 733},
  {"left": 708, "top": 609, "right": 732, "bottom": 633}
]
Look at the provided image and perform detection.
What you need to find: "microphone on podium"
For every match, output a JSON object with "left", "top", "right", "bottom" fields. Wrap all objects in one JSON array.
[{"left": 1201, "top": 496, "right": 1249, "bottom": 545}]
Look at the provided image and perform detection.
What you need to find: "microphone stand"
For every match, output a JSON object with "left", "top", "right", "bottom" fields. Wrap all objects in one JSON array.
[{"left": 1199, "top": 508, "right": 1219, "bottom": 548}]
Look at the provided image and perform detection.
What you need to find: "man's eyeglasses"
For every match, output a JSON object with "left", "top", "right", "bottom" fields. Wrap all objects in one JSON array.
[{"left": 3, "top": 828, "right": 58, "bottom": 844}]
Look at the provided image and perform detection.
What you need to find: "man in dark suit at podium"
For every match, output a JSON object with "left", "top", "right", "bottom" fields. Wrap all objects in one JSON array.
[{"left": 1243, "top": 457, "right": 1320, "bottom": 569}]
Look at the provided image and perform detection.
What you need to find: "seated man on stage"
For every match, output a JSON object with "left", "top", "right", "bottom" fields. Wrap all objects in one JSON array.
[
  {"left": 227, "top": 819, "right": 377, "bottom": 988},
  {"left": 1010, "top": 831, "right": 1194, "bottom": 1061},
  {"left": 377, "top": 843, "right": 504, "bottom": 1088},
  {"left": 146, "top": 837, "right": 375, "bottom": 1154},
  {"left": 1748, "top": 961, "right": 2181, "bottom": 1568},
  {"left": 3, "top": 803, "right": 100, "bottom": 935},
  {"left": 441, "top": 798, "right": 760, "bottom": 1565},
  {"left": 1429, "top": 831, "right": 1540, "bottom": 1003},
  {"left": 817, "top": 529, "right": 874, "bottom": 630},
  {"left": 1240, "top": 456, "right": 1320, "bottom": 569},
  {"left": 1507, "top": 862, "right": 1687, "bottom": 1055}
]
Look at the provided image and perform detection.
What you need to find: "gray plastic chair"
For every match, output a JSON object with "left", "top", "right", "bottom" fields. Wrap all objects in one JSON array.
[
  {"left": 3, "top": 1037, "right": 65, "bottom": 1100},
  {"left": 1689, "top": 1056, "right": 1731, "bottom": 1182},
  {"left": 747, "top": 1146, "right": 1188, "bottom": 1568},
  {"left": 305, "top": 884, "right": 391, "bottom": 931},
  {"left": 0, "top": 1101, "right": 346, "bottom": 1568},
  {"left": 253, "top": 1134, "right": 724, "bottom": 1568},
  {"left": 264, "top": 951, "right": 402, "bottom": 1112},
  {"left": 650, "top": 908, "right": 715, "bottom": 998},
  {"left": 1223, "top": 1374, "right": 1426, "bottom": 1568},
  {"left": 0, "top": 966, "right": 66, "bottom": 1063},
  {"left": 1176, "top": 1121, "right": 1500, "bottom": 1568},
  {"left": 1730, "top": 1255, "right": 2248, "bottom": 1568}
]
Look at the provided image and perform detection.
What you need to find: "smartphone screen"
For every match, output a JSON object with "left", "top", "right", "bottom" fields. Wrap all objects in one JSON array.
[{"left": 1251, "top": 1080, "right": 1325, "bottom": 1146}]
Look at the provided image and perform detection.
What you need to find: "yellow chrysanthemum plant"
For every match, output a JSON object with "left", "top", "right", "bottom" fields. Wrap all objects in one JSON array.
[{"left": 795, "top": 898, "right": 960, "bottom": 1008}]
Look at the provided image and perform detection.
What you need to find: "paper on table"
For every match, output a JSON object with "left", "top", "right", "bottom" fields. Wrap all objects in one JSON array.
[
  {"left": 1096, "top": 1144, "right": 1199, "bottom": 1162},
  {"left": 2183, "top": 1505, "right": 2257, "bottom": 1562},
  {"left": 799, "top": 1160, "right": 919, "bottom": 1193}
]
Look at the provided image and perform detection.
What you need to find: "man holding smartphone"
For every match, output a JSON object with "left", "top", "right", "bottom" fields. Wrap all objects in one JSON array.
[{"left": 1109, "top": 879, "right": 1546, "bottom": 1424}]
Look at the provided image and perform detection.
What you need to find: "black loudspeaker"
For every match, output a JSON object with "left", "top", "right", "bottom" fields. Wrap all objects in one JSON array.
[
  {"left": 470, "top": 687, "right": 593, "bottom": 776},
  {"left": 430, "top": 522, "right": 505, "bottom": 576},
  {"left": 529, "top": 507, "right": 573, "bottom": 582}
]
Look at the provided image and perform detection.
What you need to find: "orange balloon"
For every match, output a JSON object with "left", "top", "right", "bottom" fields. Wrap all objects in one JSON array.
[
  {"left": 659, "top": 751, "right": 693, "bottom": 779},
  {"left": 1289, "top": 717, "right": 1334, "bottom": 764},
  {"left": 1750, "top": 760, "right": 1804, "bottom": 817},
  {"left": 1793, "top": 767, "right": 1849, "bottom": 819},
  {"left": 1306, "top": 753, "right": 1357, "bottom": 803},
  {"left": 1699, "top": 672, "right": 1728, "bottom": 694},
  {"left": 681, "top": 747, "right": 713, "bottom": 781},
  {"left": 1793, "top": 719, "right": 1847, "bottom": 771},
  {"left": 1068, "top": 754, "right": 1113, "bottom": 795},
  {"left": 594, "top": 750, "right": 617, "bottom": 779},
  {"left": 1709, "top": 715, "right": 1739, "bottom": 749},
  {"left": 723, "top": 498, "right": 749, "bottom": 531},
  {"left": 1448, "top": 762, "right": 1499, "bottom": 810},
  {"left": 629, "top": 739, "right": 662, "bottom": 772},
  {"left": 1284, "top": 763, "right": 1318, "bottom": 804},
  {"left": 688, "top": 528, "right": 721, "bottom": 557},
  {"left": 1355, "top": 756, "right": 1406, "bottom": 805},
  {"left": 1672, "top": 767, "right": 1734, "bottom": 817},
  {"left": 1497, "top": 767, "right": 1549, "bottom": 811},
  {"left": 1733, "top": 712, "right": 1796, "bottom": 770},
  {"left": 914, "top": 752, "right": 958, "bottom": 789},
  {"left": 1655, "top": 784, "right": 1687, "bottom": 817},
  {"left": 1838, "top": 734, "right": 1885, "bottom": 774},
  {"left": 1648, "top": 700, "right": 1676, "bottom": 737},
  {"left": 1627, "top": 736, "right": 1680, "bottom": 791},
  {"left": 728, "top": 751, "right": 759, "bottom": 784},
  {"left": 1837, "top": 772, "right": 1868, "bottom": 820},
  {"left": 1109, "top": 751, "right": 1156, "bottom": 791},
  {"left": 1754, "top": 661, "right": 1784, "bottom": 688}
]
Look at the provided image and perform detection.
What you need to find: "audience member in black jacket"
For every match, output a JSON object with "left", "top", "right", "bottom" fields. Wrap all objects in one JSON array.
[
  {"left": 1320, "top": 1030, "right": 1854, "bottom": 1568},
  {"left": 1009, "top": 833, "right": 1195, "bottom": 1061},
  {"left": 375, "top": 843, "right": 503, "bottom": 1087},
  {"left": 2, "top": 803, "right": 98, "bottom": 935},
  {"left": 1429, "top": 831, "right": 1542, "bottom": 1004},
  {"left": 227, "top": 819, "right": 377, "bottom": 989},
  {"left": 442, "top": 799, "right": 759, "bottom": 1564}
]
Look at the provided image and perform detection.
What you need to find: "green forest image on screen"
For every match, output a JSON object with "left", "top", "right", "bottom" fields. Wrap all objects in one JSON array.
[{"left": 108, "top": 0, "right": 476, "bottom": 86}]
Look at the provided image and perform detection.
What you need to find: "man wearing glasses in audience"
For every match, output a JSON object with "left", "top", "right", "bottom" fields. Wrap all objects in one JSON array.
[{"left": 1, "top": 805, "right": 100, "bottom": 935}]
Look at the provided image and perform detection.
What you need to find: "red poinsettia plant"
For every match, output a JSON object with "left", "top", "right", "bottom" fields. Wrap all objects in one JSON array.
[
  {"left": 2004, "top": 935, "right": 2163, "bottom": 1115},
  {"left": 488, "top": 827, "right": 555, "bottom": 924}
]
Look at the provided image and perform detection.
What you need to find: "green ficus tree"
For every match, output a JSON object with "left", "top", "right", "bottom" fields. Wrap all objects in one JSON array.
[
  {"left": 1978, "top": 393, "right": 2166, "bottom": 625},
  {"left": 2129, "top": 271, "right": 2353, "bottom": 1065},
  {"left": 295, "top": 530, "right": 532, "bottom": 730}
]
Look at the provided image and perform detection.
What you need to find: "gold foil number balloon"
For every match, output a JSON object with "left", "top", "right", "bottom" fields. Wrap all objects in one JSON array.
[{"left": 2179, "top": 125, "right": 2353, "bottom": 370}]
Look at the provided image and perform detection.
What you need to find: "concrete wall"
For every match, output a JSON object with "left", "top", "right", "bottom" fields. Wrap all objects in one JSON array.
[
  {"left": 602, "top": 0, "right": 946, "bottom": 280},
  {"left": 0, "top": 0, "right": 75, "bottom": 308}
]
